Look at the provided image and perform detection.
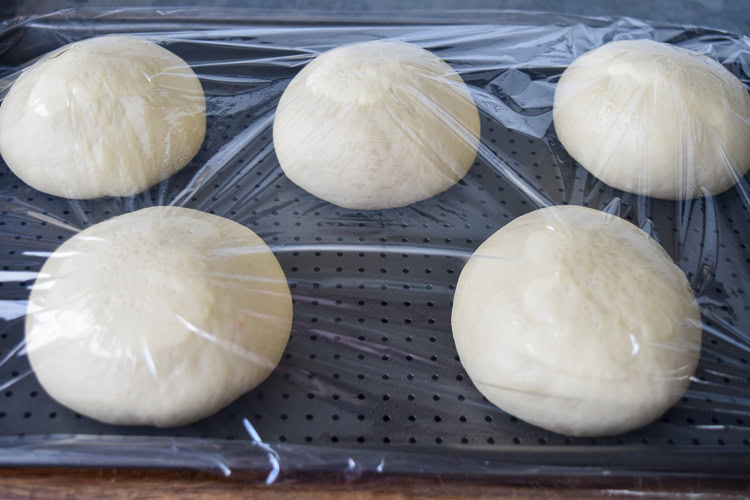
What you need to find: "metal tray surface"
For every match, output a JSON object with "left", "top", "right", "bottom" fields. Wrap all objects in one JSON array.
[{"left": 0, "top": 9, "right": 748, "bottom": 479}]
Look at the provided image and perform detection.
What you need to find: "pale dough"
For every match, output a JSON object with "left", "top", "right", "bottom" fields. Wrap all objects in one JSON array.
[
  {"left": 25, "top": 207, "right": 292, "bottom": 427},
  {"left": 452, "top": 206, "right": 702, "bottom": 437},
  {"left": 0, "top": 35, "right": 206, "bottom": 199},
  {"left": 273, "top": 40, "right": 480, "bottom": 209},
  {"left": 553, "top": 39, "right": 750, "bottom": 199}
]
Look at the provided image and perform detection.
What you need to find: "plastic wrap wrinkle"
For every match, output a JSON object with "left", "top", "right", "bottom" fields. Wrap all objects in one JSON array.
[
  {"left": 243, "top": 417, "right": 280, "bottom": 483},
  {"left": 0, "top": 8, "right": 747, "bottom": 479}
]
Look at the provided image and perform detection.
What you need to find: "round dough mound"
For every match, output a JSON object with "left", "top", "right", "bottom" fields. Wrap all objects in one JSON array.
[
  {"left": 273, "top": 40, "right": 480, "bottom": 209},
  {"left": 0, "top": 36, "right": 206, "bottom": 199},
  {"left": 553, "top": 39, "right": 750, "bottom": 199},
  {"left": 26, "top": 207, "right": 292, "bottom": 427},
  {"left": 452, "top": 206, "right": 701, "bottom": 437}
]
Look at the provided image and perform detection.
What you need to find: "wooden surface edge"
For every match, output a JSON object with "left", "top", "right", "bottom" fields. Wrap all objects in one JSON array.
[{"left": 1, "top": 467, "right": 749, "bottom": 499}]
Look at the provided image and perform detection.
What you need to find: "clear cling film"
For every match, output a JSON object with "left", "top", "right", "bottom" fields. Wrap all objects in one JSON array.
[{"left": 0, "top": 8, "right": 748, "bottom": 484}]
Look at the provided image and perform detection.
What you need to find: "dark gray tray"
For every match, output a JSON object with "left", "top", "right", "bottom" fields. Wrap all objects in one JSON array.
[{"left": 0, "top": 9, "right": 748, "bottom": 480}]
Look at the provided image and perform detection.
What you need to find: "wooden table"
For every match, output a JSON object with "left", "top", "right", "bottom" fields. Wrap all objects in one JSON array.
[{"left": 1, "top": 468, "right": 749, "bottom": 499}]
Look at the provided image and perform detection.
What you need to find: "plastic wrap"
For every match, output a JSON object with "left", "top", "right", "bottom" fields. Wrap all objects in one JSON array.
[{"left": 0, "top": 8, "right": 749, "bottom": 484}]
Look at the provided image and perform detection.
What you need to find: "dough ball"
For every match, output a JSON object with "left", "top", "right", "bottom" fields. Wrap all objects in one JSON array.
[
  {"left": 553, "top": 39, "right": 750, "bottom": 199},
  {"left": 273, "top": 40, "right": 480, "bottom": 209},
  {"left": 25, "top": 207, "right": 292, "bottom": 427},
  {"left": 0, "top": 36, "right": 206, "bottom": 199},
  {"left": 452, "top": 206, "right": 701, "bottom": 437}
]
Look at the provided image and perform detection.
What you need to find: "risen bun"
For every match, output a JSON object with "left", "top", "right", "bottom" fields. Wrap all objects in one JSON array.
[
  {"left": 0, "top": 36, "right": 206, "bottom": 199},
  {"left": 553, "top": 39, "right": 750, "bottom": 199},
  {"left": 452, "top": 205, "right": 701, "bottom": 436},
  {"left": 273, "top": 40, "right": 480, "bottom": 209},
  {"left": 26, "top": 207, "right": 292, "bottom": 427}
]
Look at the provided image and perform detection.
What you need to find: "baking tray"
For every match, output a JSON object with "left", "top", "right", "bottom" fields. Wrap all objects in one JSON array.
[{"left": 0, "top": 9, "right": 749, "bottom": 481}]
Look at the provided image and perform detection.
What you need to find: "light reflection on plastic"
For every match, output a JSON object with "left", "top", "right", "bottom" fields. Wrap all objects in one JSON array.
[
  {"left": 242, "top": 417, "right": 280, "bottom": 485},
  {"left": 32, "top": 101, "right": 50, "bottom": 116},
  {"left": 629, "top": 334, "right": 640, "bottom": 356},
  {"left": 176, "top": 315, "right": 276, "bottom": 369},
  {"left": 0, "top": 300, "right": 27, "bottom": 321}
]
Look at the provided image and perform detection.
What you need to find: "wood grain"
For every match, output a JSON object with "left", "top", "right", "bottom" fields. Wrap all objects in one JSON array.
[{"left": 0, "top": 468, "right": 749, "bottom": 500}]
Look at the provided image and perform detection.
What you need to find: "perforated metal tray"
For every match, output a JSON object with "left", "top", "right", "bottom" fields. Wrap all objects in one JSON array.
[{"left": 0, "top": 9, "right": 749, "bottom": 479}]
